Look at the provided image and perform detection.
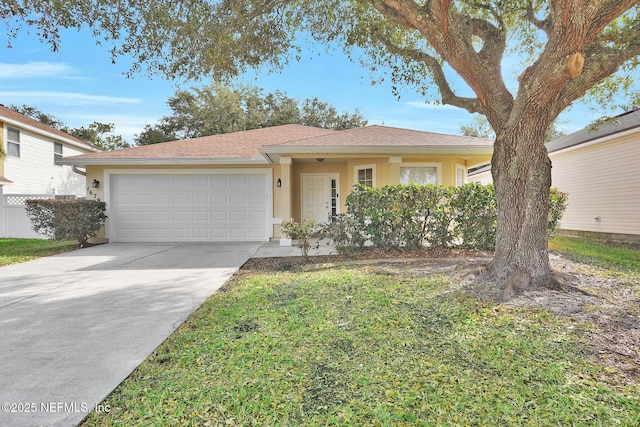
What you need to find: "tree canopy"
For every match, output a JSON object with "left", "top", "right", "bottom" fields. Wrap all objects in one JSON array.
[
  {"left": 5, "top": 0, "right": 640, "bottom": 296},
  {"left": 8, "top": 104, "right": 129, "bottom": 151},
  {"left": 135, "top": 84, "right": 367, "bottom": 145}
]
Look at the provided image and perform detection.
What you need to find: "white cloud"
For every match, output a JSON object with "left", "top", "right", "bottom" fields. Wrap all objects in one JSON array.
[
  {"left": 0, "top": 91, "right": 141, "bottom": 106},
  {"left": 0, "top": 61, "right": 81, "bottom": 79},
  {"left": 404, "top": 101, "right": 460, "bottom": 111}
]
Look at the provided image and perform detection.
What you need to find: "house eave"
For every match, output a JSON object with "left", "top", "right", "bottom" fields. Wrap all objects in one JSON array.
[
  {"left": 548, "top": 126, "right": 640, "bottom": 156},
  {"left": 60, "top": 157, "right": 269, "bottom": 167},
  {"left": 259, "top": 145, "right": 494, "bottom": 162}
]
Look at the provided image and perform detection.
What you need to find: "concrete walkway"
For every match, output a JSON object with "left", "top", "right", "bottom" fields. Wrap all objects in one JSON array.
[{"left": 0, "top": 242, "right": 261, "bottom": 427}]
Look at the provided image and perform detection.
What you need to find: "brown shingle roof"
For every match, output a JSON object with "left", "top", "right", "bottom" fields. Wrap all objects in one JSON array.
[
  {"left": 0, "top": 104, "right": 98, "bottom": 151},
  {"left": 275, "top": 125, "right": 493, "bottom": 147},
  {"left": 63, "top": 124, "right": 494, "bottom": 165},
  {"left": 64, "top": 125, "right": 337, "bottom": 163}
]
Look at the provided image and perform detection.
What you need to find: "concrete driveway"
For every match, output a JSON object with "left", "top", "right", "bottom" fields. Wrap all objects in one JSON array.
[{"left": 0, "top": 242, "right": 262, "bottom": 427}]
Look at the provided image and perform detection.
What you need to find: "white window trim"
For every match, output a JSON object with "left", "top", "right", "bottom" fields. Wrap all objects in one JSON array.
[
  {"left": 400, "top": 162, "right": 442, "bottom": 185},
  {"left": 6, "top": 127, "right": 20, "bottom": 157},
  {"left": 354, "top": 164, "right": 376, "bottom": 187},
  {"left": 54, "top": 142, "right": 63, "bottom": 165},
  {"left": 455, "top": 164, "right": 467, "bottom": 186}
]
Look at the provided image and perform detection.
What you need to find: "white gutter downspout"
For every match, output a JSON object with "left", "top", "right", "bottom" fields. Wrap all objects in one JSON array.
[{"left": 71, "top": 166, "right": 86, "bottom": 176}]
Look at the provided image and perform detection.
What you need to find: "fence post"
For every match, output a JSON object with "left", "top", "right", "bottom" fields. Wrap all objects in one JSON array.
[{"left": 0, "top": 186, "right": 4, "bottom": 237}]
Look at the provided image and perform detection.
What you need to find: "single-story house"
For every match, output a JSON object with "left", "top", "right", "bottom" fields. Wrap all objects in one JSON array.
[
  {"left": 1, "top": 104, "right": 100, "bottom": 238},
  {"left": 469, "top": 108, "right": 640, "bottom": 243},
  {"left": 62, "top": 124, "right": 493, "bottom": 244}
]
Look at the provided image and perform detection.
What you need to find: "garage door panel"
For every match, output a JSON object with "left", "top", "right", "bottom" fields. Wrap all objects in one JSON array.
[
  {"left": 192, "top": 194, "right": 209, "bottom": 204},
  {"left": 212, "top": 211, "right": 228, "bottom": 221},
  {"left": 172, "top": 194, "right": 190, "bottom": 204},
  {"left": 110, "top": 173, "right": 269, "bottom": 242},
  {"left": 193, "top": 212, "right": 209, "bottom": 222},
  {"left": 249, "top": 210, "right": 266, "bottom": 220},
  {"left": 154, "top": 212, "right": 172, "bottom": 221},
  {"left": 212, "top": 194, "right": 228, "bottom": 204}
]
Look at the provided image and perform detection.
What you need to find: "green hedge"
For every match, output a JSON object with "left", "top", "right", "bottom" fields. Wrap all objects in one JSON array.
[
  {"left": 322, "top": 183, "right": 567, "bottom": 251},
  {"left": 25, "top": 199, "right": 108, "bottom": 247}
]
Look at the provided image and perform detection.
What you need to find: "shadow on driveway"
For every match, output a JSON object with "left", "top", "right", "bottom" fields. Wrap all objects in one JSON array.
[{"left": 0, "top": 242, "right": 261, "bottom": 427}]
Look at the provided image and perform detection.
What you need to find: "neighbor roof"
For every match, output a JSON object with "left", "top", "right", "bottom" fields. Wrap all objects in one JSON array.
[
  {"left": 62, "top": 124, "right": 494, "bottom": 166},
  {"left": 0, "top": 104, "right": 99, "bottom": 152},
  {"left": 546, "top": 108, "right": 640, "bottom": 153}
]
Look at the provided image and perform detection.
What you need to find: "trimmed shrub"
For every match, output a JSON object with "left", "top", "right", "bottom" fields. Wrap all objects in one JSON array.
[
  {"left": 25, "top": 199, "right": 108, "bottom": 247},
  {"left": 449, "top": 183, "right": 497, "bottom": 249},
  {"left": 322, "top": 183, "right": 568, "bottom": 252}
]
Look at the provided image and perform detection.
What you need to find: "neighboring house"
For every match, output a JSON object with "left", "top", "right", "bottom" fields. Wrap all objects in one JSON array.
[
  {"left": 469, "top": 108, "right": 640, "bottom": 243},
  {"left": 63, "top": 124, "right": 492, "bottom": 245},
  {"left": 0, "top": 104, "right": 100, "bottom": 238}
]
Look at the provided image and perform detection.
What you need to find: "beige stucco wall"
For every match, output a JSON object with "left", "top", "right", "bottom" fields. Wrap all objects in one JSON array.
[
  {"left": 550, "top": 132, "right": 640, "bottom": 236},
  {"left": 84, "top": 152, "right": 492, "bottom": 241},
  {"left": 288, "top": 154, "right": 491, "bottom": 221}
]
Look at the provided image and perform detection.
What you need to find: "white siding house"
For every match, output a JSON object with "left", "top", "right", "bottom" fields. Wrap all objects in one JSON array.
[
  {"left": 468, "top": 108, "right": 640, "bottom": 243},
  {"left": 1, "top": 104, "right": 100, "bottom": 238}
]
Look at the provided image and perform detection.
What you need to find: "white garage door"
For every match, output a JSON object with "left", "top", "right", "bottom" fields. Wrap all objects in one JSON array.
[{"left": 109, "top": 172, "right": 270, "bottom": 242}]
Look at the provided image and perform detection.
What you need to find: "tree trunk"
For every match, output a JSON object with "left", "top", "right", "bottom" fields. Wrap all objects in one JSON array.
[{"left": 490, "top": 117, "right": 558, "bottom": 300}]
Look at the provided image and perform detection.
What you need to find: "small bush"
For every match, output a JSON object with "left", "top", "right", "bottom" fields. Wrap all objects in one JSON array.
[
  {"left": 281, "top": 218, "right": 317, "bottom": 258},
  {"left": 25, "top": 199, "right": 108, "bottom": 247}
]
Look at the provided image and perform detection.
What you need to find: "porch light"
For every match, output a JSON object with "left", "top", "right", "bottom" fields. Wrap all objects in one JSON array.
[
  {"left": 276, "top": 178, "right": 282, "bottom": 188},
  {"left": 92, "top": 179, "right": 100, "bottom": 189}
]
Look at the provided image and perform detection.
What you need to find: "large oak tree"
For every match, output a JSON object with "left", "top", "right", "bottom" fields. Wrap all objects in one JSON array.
[{"left": 4, "top": 0, "right": 639, "bottom": 297}]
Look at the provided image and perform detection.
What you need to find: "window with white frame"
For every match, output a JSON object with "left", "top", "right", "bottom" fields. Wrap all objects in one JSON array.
[
  {"left": 7, "top": 127, "right": 20, "bottom": 157},
  {"left": 54, "top": 142, "right": 63, "bottom": 165},
  {"left": 455, "top": 165, "right": 467, "bottom": 186},
  {"left": 400, "top": 163, "right": 441, "bottom": 185},
  {"left": 355, "top": 165, "right": 376, "bottom": 187}
]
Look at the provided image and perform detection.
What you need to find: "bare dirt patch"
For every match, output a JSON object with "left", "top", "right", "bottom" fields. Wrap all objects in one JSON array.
[{"left": 241, "top": 248, "right": 640, "bottom": 380}]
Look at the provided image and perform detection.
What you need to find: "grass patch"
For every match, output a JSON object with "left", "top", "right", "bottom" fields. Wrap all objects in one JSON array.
[
  {"left": 85, "top": 268, "right": 639, "bottom": 426},
  {"left": 0, "top": 238, "right": 77, "bottom": 266},
  {"left": 550, "top": 236, "right": 640, "bottom": 274}
]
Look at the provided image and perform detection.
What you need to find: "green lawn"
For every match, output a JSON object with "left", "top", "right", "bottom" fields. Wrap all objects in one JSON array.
[
  {"left": 550, "top": 236, "right": 640, "bottom": 274},
  {"left": 84, "top": 267, "right": 639, "bottom": 426},
  {"left": 0, "top": 238, "right": 78, "bottom": 267}
]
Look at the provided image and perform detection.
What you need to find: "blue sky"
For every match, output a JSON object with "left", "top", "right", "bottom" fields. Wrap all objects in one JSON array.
[{"left": 0, "top": 26, "right": 615, "bottom": 144}]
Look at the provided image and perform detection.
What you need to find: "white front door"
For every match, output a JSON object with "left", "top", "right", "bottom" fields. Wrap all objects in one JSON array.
[{"left": 302, "top": 174, "right": 332, "bottom": 224}]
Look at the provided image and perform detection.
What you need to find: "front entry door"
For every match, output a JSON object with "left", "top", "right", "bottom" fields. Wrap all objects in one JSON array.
[{"left": 302, "top": 174, "right": 332, "bottom": 224}]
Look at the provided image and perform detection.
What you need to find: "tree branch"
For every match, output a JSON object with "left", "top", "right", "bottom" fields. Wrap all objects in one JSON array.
[
  {"left": 372, "top": 29, "right": 484, "bottom": 114},
  {"left": 552, "top": 33, "right": 640, "bottom": 117},
  {"left": 525, "top": 3, "right": 551, "bottom": 34},
  {"left": 369, "top": 0, "right": 421, "bottom": 29}
]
